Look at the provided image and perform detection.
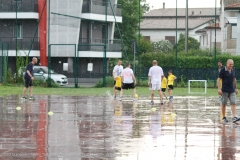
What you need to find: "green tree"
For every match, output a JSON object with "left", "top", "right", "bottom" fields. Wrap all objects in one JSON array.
[
  {"left": 174, "top": 33, "right": 200, "bottom": 52},
  {"left": 115, "top": 0, "right": 144, "bottom": 60},
  {"left": 141, "top": 0, "right": 150, "bottom": 13},
  {"left": 139, "top": 37, "right": 152, "bottom": 54}
]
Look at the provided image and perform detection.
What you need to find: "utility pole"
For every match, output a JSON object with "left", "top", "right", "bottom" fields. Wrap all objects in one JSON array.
[
  {"left": 185, "top": 0, "right": 188, "bottom": 53},
  {"left": 132, "top": 40, "right": 136, "bottom": 74}
]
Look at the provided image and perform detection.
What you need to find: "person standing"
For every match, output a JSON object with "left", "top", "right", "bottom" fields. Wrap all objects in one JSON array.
[
  {"left": 167, "top": 70, "right": 177, "bottom": 100},
  {"left": 218, "top": 59, "right": 240, "bottom": 123},
  {"left": 161, "top": 74, "right": 168, "bottom": 100},
  {"left": 21, "top": 57, "right": 38, "bottom": 100},
  {"left": 148, "top": 60, "right": 164, "bottom": 105},
  {"left": 218, "top": 60, "right": 225, "bottom": 100},
  {"left": 218, "top": 60, "right": 224, "bottom": 73},
  {"left": 112, "top": 60, "right": 123, "bottom": 99},
  {"left": 119, "top": 63, "right": 136, "bottom": 101}
]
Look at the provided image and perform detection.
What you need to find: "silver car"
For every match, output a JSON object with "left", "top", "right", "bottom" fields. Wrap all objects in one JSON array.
[{"left": 32, "top": 66, "right": 68, "bottom": 86}]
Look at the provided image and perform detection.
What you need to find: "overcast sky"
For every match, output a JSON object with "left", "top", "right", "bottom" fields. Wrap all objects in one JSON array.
[{"left": 146, "top": 0, "right": 221, "bottom": 10}]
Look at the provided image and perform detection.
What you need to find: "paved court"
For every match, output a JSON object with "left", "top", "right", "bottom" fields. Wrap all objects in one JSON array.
[{"left": 0, "top": 94, "right": 239, "bottom": 160}]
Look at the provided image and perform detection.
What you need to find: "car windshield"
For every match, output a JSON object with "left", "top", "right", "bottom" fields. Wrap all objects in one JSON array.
[{"left": 41, "top": 67, "right": 56, "bottom": 74}]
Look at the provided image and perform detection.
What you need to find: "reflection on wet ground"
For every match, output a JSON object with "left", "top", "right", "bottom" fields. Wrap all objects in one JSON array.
[{"left": 0, "top": 95, "right": 240, "bottom": 160}]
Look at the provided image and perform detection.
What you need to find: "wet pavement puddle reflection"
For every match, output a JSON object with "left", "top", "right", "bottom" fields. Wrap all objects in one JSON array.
[{"left": 0, "top": 95, "right": 240, "bottom": 160}]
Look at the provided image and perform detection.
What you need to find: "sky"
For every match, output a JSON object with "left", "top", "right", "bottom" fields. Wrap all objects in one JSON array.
[{"left": 146, "top": 0, "right": 221, "bottom": 10}]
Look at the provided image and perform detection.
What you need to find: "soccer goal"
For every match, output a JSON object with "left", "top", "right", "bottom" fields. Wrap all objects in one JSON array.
[{"left": 188, "top": 80, "right": 207, "bottom": 94}]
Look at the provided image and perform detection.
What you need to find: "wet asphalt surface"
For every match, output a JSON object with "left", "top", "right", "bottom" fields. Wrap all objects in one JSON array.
[{"left": 0, "top": 94, "right": 239, "bottom": 160}]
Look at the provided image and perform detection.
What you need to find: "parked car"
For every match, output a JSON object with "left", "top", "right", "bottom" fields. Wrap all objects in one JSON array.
[{"left": 21, "top": 66, "right": 68, "bottom": 86}]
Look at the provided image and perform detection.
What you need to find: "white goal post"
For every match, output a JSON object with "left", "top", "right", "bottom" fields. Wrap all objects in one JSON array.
[{"left": 188, "top": 80, "right": 207, "bottom": 94}]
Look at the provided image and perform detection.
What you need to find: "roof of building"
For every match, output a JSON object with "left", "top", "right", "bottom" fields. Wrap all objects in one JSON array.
[
  {"left": 205, "top": 22, "right": 220, "bottom": 28},
  {"left": 143, "top": 8, "right": 221, "bottom": 18},
  {"left": 140, "top": 18, "right": 214, "bottom": 30},
  {"left": 195, "top": 23, "right": 220, "bottom": 34},
  {"left": 225, "top": 2, "right": 240, "bottom": 10}
]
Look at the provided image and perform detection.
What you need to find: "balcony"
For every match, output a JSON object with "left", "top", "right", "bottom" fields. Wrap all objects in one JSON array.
[
  {"left": 79, "top": 38, "right": 121, "bottom": 52},
  {"left": 224, "top": 0, "right": 240, "bottom": 7},
  {"left": 0, "top": 37, "right": 39, "bottom": 50},
  {"left": 0, "top": 0, "right": 38, "bottom": 12},
  {"left": 82, "top": 0, "right": 121, "bottom": 17}
]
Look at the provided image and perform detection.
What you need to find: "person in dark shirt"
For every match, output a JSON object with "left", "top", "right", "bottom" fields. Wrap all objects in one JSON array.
[
  {"left": 21, "top": 57, "right": 38, "bottom": 100},
  {"left": 218, "top": 59, "right": 240, "bottom": 123}
]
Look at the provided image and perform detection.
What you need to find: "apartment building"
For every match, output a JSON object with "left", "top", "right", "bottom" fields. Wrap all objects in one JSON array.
[{"left": 0, "top": 0, "right": 122, "bottom": 78}]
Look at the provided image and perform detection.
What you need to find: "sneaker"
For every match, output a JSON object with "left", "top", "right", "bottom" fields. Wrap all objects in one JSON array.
[
  {"left": 133, "top": 98, "right": 136, "bottom": 101},
  {"left": 150, "top": 101, "right": 154, "bottom": 105},
  {"left": 29, "top": 96, "right": 35, "bottom": 100},
  {"left": 160, "top": 101, "right": 163, "bottom": 105},
  {"left": 232, "top": 117, "right": 240, "bottom": 123},
  {"left": 119, "top": 97, "right": 122, "bottom": 101},
  {"left": 222, "top": 117, "right": 228, "bottom": 123},
  {"left": 21, "top": 97, "right": 27, "bottom": 100},
  {"left": 114, "top": 95, "right": 116, "bottom": 99}
]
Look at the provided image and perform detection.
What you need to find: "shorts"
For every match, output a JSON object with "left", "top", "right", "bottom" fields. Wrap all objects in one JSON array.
[
  {"left": 115, "top": 86, "right": 121, "bottom": 91},
  {"left": 161, "top": 88, "right": 166, "bottom": 92},
  {"left": 222, "top": 92, "right": 236, "bottom": 105},
  {"left": 114, "top": 80, "right": 116, "bottom": 85},
  {"left": 150, "top": 83, "right": 161, "bottom": 90},
  {"left": 122, "top": 83, "right": 135, "bottom": 90},
  {"left": 168, "top": 85, "right": 173, "bottom": 90},
  {"left": 24, "top": 78, "right": 33, "bottom": 88}
]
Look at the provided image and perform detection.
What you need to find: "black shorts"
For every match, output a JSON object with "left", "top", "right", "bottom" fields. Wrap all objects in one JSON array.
[
  {"left": 114, "top": 80, "right": 116, "bottom": 85},
  {"left": 25, "top": 78, "right": 33, "bottom": 88},
  {"left": 122, "top": 83, "right": 135, "bottom": 90},
  {"left": 161, "top": 88, "right": 166, "bottom": 92},
  {"left": 168, "top": 85, "right": 173, "bottom": 90},
  {"left": 115, "top": 86, "right": 121, "bottom": 91}
]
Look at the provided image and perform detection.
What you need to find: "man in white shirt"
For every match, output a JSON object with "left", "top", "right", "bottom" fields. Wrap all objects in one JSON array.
[
  {"left": 119, "top": 63, "right": 137, "bottom": 101},
  {"left": 112, "top": 60, "right": 123, "bottom": 98},
  {"left": 148, "top": 60, "right": 164, "bottom": 105}
]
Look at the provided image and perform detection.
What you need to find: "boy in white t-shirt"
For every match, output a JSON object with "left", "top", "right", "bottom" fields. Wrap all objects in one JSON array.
[
  {"left": 148, "top": 60, "right": 164, "bottom": 105},
  {"left": 112, "top": 60, "right": 123, "bottom": 99},
  {"left": 119, "top": 63, "right": 137, "bottom": 101}
]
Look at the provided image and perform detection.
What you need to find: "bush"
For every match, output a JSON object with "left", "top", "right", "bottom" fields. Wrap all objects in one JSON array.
[
  {"left": 46, "top": 79, "right": 60, "bottom": 88},
  {"left": 138, "top": 78, "right": 148, "bottom": 86},
  {"left": 34, "top": 79, "right": 47, "bottom": 87},
  {"left": 95, "top": 76, "right": 114, "bottom": 88},
  {"left": 141, "top": 53, "right": 240, "bottom": 69}
]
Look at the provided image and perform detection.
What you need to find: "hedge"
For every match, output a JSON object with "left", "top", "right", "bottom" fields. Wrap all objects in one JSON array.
[{"left": 141, "top": 53, "right": 240, "bottom": 69}]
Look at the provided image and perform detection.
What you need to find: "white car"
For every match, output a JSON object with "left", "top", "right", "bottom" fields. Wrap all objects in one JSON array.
[{"left": 24, "top": 66, "right": 68, "bottom": 86}]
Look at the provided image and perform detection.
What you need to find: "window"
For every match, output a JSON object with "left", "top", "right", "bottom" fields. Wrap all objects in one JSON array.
[
  {"left": 231, "top": 25, "right": 237, "bottom": 39},
  {"left": 143, "top": 36, "right": 150, "bottom": 41},
  {"left": 14, "top": 22, "right": 23, "bottom": 38},
  {"left": 165, "top": 36, "right": 175, "bottom": 44}
]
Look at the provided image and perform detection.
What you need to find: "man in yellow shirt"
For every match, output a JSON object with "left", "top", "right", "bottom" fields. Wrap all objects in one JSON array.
[
  {"left": 168, "top": 70, "right": 177, "bottom": 100},
  {"left": 161, "top": 74, "right": 168, "bottom": 100}
]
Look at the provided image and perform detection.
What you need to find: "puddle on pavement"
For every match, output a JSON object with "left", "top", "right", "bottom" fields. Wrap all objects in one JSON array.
[{"left": 0, "top": 95, "right": 239, "bottom": 160}]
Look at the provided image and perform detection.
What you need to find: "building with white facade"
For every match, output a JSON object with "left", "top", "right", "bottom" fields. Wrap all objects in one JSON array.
[
  {"left": 140, "top": 7, "right": 221, "bottom": 46},
  {"left": 0, "top": 0, "right": 122, "bottom": 80}
]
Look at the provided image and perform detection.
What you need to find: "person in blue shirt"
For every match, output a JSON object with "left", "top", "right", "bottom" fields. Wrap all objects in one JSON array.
[
  {"left": 218, "top": 59, "right": 240, "bottom": 123},
  {"left": 21, "top": 57, "right": 38, "bottom": 100}
]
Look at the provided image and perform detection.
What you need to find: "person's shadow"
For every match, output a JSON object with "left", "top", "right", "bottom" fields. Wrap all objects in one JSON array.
[{"left": 218, "top": 124, "right": 237, "bottom": 160}]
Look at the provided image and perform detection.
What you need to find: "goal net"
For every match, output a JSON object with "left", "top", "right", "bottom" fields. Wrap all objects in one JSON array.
[{"left": 188, "top": 80, "right": 207, "bottom": 94}]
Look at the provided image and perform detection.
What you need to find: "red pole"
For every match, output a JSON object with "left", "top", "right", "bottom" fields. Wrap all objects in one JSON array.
[{"left": 38, "top": 0, "right": 48, "bottom": 66}]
